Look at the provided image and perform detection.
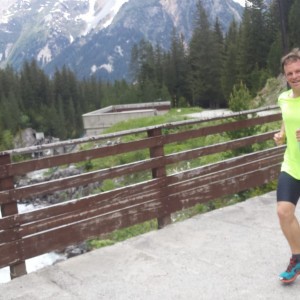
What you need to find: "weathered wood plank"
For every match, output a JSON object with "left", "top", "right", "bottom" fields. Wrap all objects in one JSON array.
[
  {"left": 19, "top": 183, "right": 163, "bottom": 237},
  {"left": 0, "top": 215, "right": 18, "bottom": 230},
  {"left": 0, "top": 179, "right": 164, "bottom": 234},
  {"left": 0, "top": 158, "right": 164, "bottom": 205},
  {"left": 17, "top": 178, "right": 163, "bottom": 222},
  {"left": 164, "top": 114, "right": 281, "bottom": 144},
  {"left": 1, "top": 136, "right": 163, "bottom": 177},
  {"left": 0, "top": 242, "right": 21, "bottom": 269},
  {"left": 168, "top": 164, "right": 280, "bottom": 213},
  {"left": 168, "top": 153, "right": 282, "bottom": 193},
  {"left": 163, "top": 131, "right": 277, "bottom": 166},
  {"left": 0, "top": 152, "right": 27, "bottom": 278},
  {"left": 20, "top": 200, "right": 162, "bottom": 260},
  {"left": 168, "top": 146, "right": 284, "bottom": 184},
  {"left": 147, "top": 128, "right": 171, "bottom": 227},
  {"left": 0, "top": 228, "right": 20, "bottom": 243}
]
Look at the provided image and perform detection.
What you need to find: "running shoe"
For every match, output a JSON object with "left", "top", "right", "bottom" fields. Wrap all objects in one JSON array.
[{"left": 279, "top": 257, "right": 300, "bottom": 283}]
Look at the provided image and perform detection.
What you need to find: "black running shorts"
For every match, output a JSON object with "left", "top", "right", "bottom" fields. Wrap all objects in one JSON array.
[{"left": 277, "top": 171, "right": 300, "bottom": 206}]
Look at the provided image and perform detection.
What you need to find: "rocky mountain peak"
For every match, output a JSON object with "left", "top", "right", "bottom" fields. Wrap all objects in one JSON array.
[{"left": 0, "top": 0, "right": 244, "bottom": 81}]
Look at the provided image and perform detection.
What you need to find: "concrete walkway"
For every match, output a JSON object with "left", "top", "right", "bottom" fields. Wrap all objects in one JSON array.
[{"left": 0, "top": 191, "right": 300, "bottom": 299}]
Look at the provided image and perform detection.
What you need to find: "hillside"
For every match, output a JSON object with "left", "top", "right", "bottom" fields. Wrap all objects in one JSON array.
[{"left": 254, "top": 75, "right": 287, "bottom": 107}]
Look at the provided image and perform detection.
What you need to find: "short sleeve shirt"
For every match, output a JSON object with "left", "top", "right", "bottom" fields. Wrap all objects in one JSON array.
[{"left": 278, "top": 90, "right": 300, "bottom": 179}]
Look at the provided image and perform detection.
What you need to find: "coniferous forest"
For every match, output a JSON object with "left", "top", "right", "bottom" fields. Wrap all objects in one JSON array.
[{"left": 0, "top": 0, "right": 298, "bottom": 150}]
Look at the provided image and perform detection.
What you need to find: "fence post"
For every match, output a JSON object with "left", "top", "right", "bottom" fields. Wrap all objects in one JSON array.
[
  {"left": 0, "top": 153, "right": 27, "bottom": 279},
  {"left": 147, "top": 128, "right": 171, "bottom": 229}
]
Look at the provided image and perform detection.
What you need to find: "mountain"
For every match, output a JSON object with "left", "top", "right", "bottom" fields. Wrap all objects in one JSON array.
[{"left": 0, "top": 0, "right": 244, "bottom": 81}]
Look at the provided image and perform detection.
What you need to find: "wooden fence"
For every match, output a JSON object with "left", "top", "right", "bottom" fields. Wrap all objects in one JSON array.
[{"left": 0, "top": 106, "right": 284, "bottom": 280}]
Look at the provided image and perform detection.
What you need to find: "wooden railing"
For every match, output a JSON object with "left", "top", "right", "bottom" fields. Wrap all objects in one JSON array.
[{"left": 0, "top": 106, "right": 284, "bottom": 280}]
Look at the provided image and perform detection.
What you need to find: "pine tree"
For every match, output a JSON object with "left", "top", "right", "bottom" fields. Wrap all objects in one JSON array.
[
  {"left": 20, "top": 61, "right": 36, "bottom": 109},
  {"left": 238, "top": 0, "right": 270, "bottom": 94},
  {"left": 0, "top": 130, "right": 14, "bottom": 151},
  {"left": 166, "top": 28, "right": 189, "bottom": 107},
  {"left": 278, "top": 0, "right": 294, "bottom": 52},
  {"left": 265, "top": 1, "right": 282, "bottom": 76},
  {"left": 222, "top": 20, "right": 239, "bottom": 101},
  {"left": 288, "top": 0, "right": 300, "bottom": 48},
  {"left": 43, "top": 104, "right": 61, "bottom": 138},
  {"left": 154, "top": 44, "right": 164, "bottom": 89},
  {"left": 227, "top": 81, "right": 255, "bottom": 155},
  {"left": 188, "top": 0, "right": 215, "bottom": 107},
  {"left": 129, "top": 43, "right": 140, "bottom": 83},
  {"left": 209, "top": 18, "right": 225, "bottom": 108},
  {"left": 57, "top": 95, "right": 67, "bottom": 139},
  {"left": 1, "top": 91, "right": 22, "bottom": 134}
]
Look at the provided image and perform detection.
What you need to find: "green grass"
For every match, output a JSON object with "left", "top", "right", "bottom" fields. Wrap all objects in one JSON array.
[
  {"left": 104, "top": 107, "right": 203, "bottom": 133},
  {"left": 87, "top": 219, "right": 158, "bottom": 249}
]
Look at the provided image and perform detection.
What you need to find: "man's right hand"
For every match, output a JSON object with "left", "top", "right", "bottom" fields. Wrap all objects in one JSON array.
[{"left": 274, "top": 131, "right": 285, "bottom": 146}]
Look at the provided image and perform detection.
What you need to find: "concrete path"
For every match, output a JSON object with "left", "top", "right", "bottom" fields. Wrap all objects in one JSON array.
[
  {"left": 0, "top": 191, "right": 299, "bottom": 300},
  {"left": 187, "top": 109, "right": 232, "bottom": 120}
]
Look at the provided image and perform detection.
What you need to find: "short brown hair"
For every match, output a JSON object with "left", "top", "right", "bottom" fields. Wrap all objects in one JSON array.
[{"left": 281, "top": 48, "right": 300, "bottom": 72}]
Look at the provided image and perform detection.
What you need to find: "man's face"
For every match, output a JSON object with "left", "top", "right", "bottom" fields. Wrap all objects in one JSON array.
[{"left": 284, "top": 59, "right": 300, "bottom": 93}]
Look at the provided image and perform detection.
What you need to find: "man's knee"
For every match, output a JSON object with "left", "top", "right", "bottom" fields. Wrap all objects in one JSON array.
[{"left": 277, "top": 202, "right": 295, "bottom": 222}]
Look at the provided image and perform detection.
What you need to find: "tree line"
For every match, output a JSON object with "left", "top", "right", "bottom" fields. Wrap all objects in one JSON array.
[
  {"left": 0, "top": 0, "right": 298, "bottom": 150},
  {"left": 0, "top": 61, "right": 149, "bottom": 149}
]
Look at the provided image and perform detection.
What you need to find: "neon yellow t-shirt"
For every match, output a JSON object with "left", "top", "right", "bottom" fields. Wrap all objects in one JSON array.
[{"left": 278, "top": 90, "right": 300, "bottom": 179}]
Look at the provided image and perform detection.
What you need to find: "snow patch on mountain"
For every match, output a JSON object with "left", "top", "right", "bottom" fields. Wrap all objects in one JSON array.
[
  {"left": 91, "top": 55, "right": 114, "bottom": 74},
  {"left": 0, "top": 0, "right": 18, "bottom": 17},
  {"left": 0, "top": 0, "right": 18, "bottom": 22},
  {"left": 160, "top": 0, "right": 180, "bottom": 26},
  {"left": 115, "top": 45, "right": 124, "bottom": 57},
  {"left": 79, "top": 0, "right": 129, "bottom": 35},
  {"left": 232, "top": 0, "right": 245, "bottom": 6},
  {"left": 90, "top": 43, "right": 124, "bottom": 75}
]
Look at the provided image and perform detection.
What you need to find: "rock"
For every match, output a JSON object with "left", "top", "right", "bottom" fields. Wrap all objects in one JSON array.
[{"left": 64, "top": 242, "right": 89, "bottom": 258}]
